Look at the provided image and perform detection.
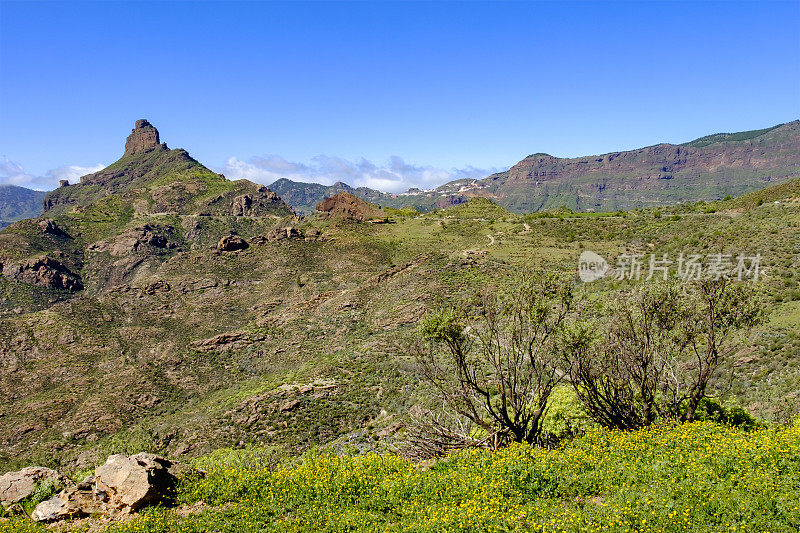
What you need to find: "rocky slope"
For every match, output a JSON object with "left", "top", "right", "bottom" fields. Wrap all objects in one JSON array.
[{"left": 0, "top": 185, "right": 46, "bottom": 229}]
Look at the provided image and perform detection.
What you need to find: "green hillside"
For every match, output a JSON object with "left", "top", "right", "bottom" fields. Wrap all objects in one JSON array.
[
  {"left": 681, "top": 123, "right": 786, "bottom": 147},
  {"left": 0, "top": 185, "right": 46, "bottom": 229}
]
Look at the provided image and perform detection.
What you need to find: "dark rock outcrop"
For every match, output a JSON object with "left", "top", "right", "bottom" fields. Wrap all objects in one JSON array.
[
  {"left": 38, "top": 218, "right": 68, "bottom": 237},
  {"left": 253, "top": 227, "right": 303, "bottom": 244},
  {"left": 1, "top": 256, "right": 83, "bottom": 291},
  {"left": 435, "top": 195, "right": 468, "bottom": 209},
  {"left": 230, "top": 187, "right": 285, "bottom": 216},
  {"left": 316, "top": 192, "right": 386, "bottom": 222},
  {"left": 88, "top": 225, "right": 174, "bottom": 257},
  {"left": 124, "top": 119, "right": 167, "bottom": 157},
  {"left": 217, "top": 234, "right": 248, "bottom": 251}
]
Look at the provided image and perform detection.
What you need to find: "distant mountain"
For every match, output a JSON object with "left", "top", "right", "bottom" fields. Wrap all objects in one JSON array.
[
  {"left": 270, "top": 121, "right": 800, "bottom": 214},
  {"left": 0, "top": 185, "right": 46, "bottom": 228},
  {"left": 427, "top": 121, "right": 800, "bottom": 212},
  {"left": 267, "top": 178, "right": 439, "bottom": 215}
]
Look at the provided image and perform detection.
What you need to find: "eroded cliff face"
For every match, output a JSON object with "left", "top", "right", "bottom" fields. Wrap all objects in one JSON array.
[
  {"left": 435, "top": 121, "right": 800, "bottom": 212},
  {"left": 503, "top": 124, "right": 800, "bottom": 186},
  {"left": 124, "top": 119, "right": 167, "bottom": 157}
]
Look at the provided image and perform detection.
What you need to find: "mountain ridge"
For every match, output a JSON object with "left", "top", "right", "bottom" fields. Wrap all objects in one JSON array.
[
  {"left": 266, "top": 121, "right": 800, "bottom": 214},
  {"left": 427, "top": 120, "right": 800, "bottom": 212},
  {"left": 0, "top": 185, "right": 46, "bottom": 229}
]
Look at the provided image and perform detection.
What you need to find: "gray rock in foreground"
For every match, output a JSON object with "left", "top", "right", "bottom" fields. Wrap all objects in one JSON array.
[
  {"left": 32, "top": 453, "right": 189, "bottom": 522},
  {"left": 0, "top": 466, "right": 69, "bottom": 507}
]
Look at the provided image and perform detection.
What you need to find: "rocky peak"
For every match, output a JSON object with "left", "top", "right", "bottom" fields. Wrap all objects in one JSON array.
[{"left": 124, "top": 119, "right": 167, "bottom": 156}]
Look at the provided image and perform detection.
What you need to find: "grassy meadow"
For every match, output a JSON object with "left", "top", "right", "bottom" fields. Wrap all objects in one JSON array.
[{"left": 3, "top": 422, "right": 799, "bottom": 532}]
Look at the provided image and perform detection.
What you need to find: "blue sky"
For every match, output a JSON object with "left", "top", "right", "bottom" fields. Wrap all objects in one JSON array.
[{"left": 1, "top": 1, "right": 798, "bottom": 191}]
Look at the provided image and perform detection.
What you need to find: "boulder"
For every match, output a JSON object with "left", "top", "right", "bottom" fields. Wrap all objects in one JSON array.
[
  {"left": 217, "top": 234, "right": 248, "bottom": 251},
  {"left": 31, "top": 477, "right": 102, "bottom": 522},
  {"left": 253, "top": 227, "right": 303, "bottom": 244},
  {"left": 0, "top": 466, "right": 68, "bottom": 506},
  {"left": 94, "top": 453, "right": 178, "bottom": 514},
  {"left": 38, "top": 218, "right": 68, "bottom": 237}
]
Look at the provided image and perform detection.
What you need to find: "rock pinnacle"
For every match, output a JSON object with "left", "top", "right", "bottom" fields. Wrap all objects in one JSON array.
[{"left": 124, "top": 119, "right": 167, "bottom": 156}]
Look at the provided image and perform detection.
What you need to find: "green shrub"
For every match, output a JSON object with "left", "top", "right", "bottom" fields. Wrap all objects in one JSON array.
[{"left": 691, "top": 398, "right": 760, "bottom": 430}]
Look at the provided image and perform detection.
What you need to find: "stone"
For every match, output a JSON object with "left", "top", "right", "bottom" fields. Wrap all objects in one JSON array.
[
  {"left": 93, "top": 453, "right": 177, "bottom": 514},
  {"left": 280, "top": 399, "right": 300, "bottom": 412},
  {"left": 124, "top": 119, "right": 167, "bottom": 157},
  {"left": 0, "top": 466, "right": 68, "bottom": 506},
  {"left": 31, "top": 477, "right": 102, "bottom": 522},
  {"left": 217, "top": 234, "right": 248, "bottom": 252},
  {"left": 253, "top": 227, "right": 304, "bottom": 244},
  {"left": 30, "top": 495, "right": 71, "bottom": 522},
  {"left": 88, "top": 225, "right": 174, "bottom": 257},
  {"left": 58, "top": 179, "right": 69, "bottom": 187},
  {"left": 190, "top": 331, "right": 248, "bottom": 352},
  {"left": 143, "top": 280, "right": 171, "bottom": 295},
  {"left": 232, "top": 194, "right": 253, "bottom": 216},
  {"left": 304, "top": 228, "right": 321, "bottom": 242},
  {"left": 31, "top": 453, "right": 187, "bottom": 522},
  {"left": 230, "top": 187, "right": 286, "bottom": 216},
  {"left": 5, "top": 503, "right": 24, "bottom": 515}
]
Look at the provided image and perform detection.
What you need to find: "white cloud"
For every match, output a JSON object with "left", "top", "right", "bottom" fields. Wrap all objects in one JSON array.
[
  {"left": 0, "top": 157, "right": 105, "bottom": 190},
  {"left": 47, "top": 163, "right": 106, "bottom": 184},
  {"left": 220, "top": 154, "right": 504, "bottom": 194},
  {"left": 0, "top": 152, "right": 502, "bottom": 194}
]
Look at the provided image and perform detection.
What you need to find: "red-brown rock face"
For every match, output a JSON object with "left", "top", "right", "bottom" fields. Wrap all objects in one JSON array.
[{"left": 316, "top": 192, "right": 385, "bottom": 222}]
